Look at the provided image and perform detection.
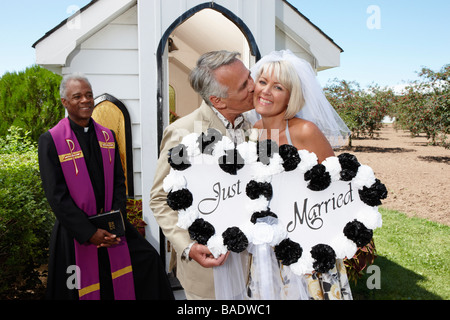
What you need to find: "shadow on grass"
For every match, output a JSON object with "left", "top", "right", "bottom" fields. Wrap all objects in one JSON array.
[{"left": 350, "top": 256, "right": 442, "bottom": 300}]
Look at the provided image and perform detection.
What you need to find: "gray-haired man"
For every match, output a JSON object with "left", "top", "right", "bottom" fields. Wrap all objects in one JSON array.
[{"left": 150, "top": 51, "right": 255, "bottom": 299}]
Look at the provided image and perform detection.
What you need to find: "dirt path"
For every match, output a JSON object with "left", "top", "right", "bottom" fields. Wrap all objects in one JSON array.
[{"left": 336, "top": 124, "right": 450, "bottom": 226}]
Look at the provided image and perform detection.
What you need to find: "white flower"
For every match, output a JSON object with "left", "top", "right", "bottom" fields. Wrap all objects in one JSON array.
[
  {"left": 297, "top": 149, "right": 318, "bottom": 173},
  {"left": 322, "top": 156, "right": 342, "bottom": 182},
  {"left": 243, "top": 215, "right": 286, "bottom": 246},
  {"left": 251, "top": 162, "right": 273, "bottom": 183},
  {"left": 269, "top": 221, "right": 288, "bottom": 246},
  {"left": 181, "top": 132, "right": 201, "bottom": 158},
  {"left": 330, "top": 235, "right": 358, "bottom": 259},
  {"left": 251, "top": 222, "right": 274, "bottom": 245},
  {"left": 245, "top": 195, "right": 269, "bottom": 215},
  {"left": 176, "top": 207, "right": 198, "bottom": 229},
  {"left": 352, "top": 165, "right": 376, "bottom": 189},
  {"left": 212, "top": 136, "right": 235, "bottom": 160},
  {"left": 355, "top": 207, "right": 383, "bottom": 230},
  {"left": 265, "top": 153, "right": 285, "bottom": 176},
  {"left": 289, "top": 254, "right": 314, "bottom": 275},
  {"left": 163, "top": 169, "right": 187, "bottom": 192},
  {"left": 207, "top": 234, "right": 228, "bottom": 258},
  {"left": 250, "top": 154, "right": 284, "bottom": 182},
  {"left": 236, "top": 141, "right": 258, "bottom": 164}
]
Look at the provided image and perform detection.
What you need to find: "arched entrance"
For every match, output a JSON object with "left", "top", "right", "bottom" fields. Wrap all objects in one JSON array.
[
  {"left": 156, "top": 2, "right": 261, "bottom": 149},
  {"left": 155, "top": 2, "right": 260, "bottom": 276}
]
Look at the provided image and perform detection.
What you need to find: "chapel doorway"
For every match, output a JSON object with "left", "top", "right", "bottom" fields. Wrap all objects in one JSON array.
[
  {"left": 166, "top": 8, "right": 257, "bottom": 122},
  {"left": 157, "top": 4, "right": 260, "bottom": 144},
  {"left": 156, "top": 3, "right": 260, "bottom": 276}
]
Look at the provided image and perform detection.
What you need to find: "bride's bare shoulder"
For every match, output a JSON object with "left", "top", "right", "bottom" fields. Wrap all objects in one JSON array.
[{"left": 289, "top": 118, "right": 319, "bottom": 136}]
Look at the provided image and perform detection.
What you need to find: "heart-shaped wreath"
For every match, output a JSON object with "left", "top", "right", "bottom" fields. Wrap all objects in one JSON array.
[{"left": 163, "top": 129, "right": 387, "bottom": 274}]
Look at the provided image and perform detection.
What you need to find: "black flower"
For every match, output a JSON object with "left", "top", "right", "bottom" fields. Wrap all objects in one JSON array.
[
  {"left": 257, "top": 139, "right": 279, "bottom": 165},
  {"left": 245, "top": 180, "right": 273, "bottom": 200},
  {"left": 358, "top": 179, "right": 388, "bottom": 206},
  {"left": 310, "top": 244, "right": 336, "bottom": 273},
  {"left": 279, "top": 144, "right": 301, "bottom": 171},
  {"left": 343, "top": 220, "right": 373, "bottom": 247},
  {"left": 197, "top": 128, "right": 223, "bottom": 155},
  {"left": 338, "top": 153, "right": 360, "bottom": 181},
  {"left": 304, "top": 164, "right": 331, "bottom": 191},
  {"left": 274, "top": 238, "right": 303, "bottom": 265},
  {"left": 218, "top": 148, "right": 245, "bottom": 175},
  {"left": 222, "top": 227, "right": 248, "bottom": 253},
  {"left": 166, "top": 189, "right": 193, "bottom": 211},
  {"left": 188, "top": 218, "right": 215, "bottom": 245},
  {"left": 250, "top": 209, "right": 278, "bottom": 224},
  {"left": 168, "top": 144, "right": 191, "bottom": 171}
]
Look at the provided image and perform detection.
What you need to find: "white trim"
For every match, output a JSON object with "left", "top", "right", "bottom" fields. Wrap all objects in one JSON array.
[
  {"left": 276, "top": 0, "right": 341, "bottom": 70},
  {"left": 34, "top": 0, "right": 136, "bottom": 67}
]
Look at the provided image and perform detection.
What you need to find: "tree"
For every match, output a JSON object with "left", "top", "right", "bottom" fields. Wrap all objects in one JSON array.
[
  {"left": 0, "top": 65, "right": 63, "bottom": 142},
  {"left": 393, "top": 64, "right": 449, "bottom": 147},
  {"left": 324, "top": 79, "right": 390, "bottom": 146}
]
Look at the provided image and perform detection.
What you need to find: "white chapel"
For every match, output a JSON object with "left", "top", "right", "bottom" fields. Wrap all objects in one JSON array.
[{"left": 33, "top": 0, "right": 343, "bottom": 267}]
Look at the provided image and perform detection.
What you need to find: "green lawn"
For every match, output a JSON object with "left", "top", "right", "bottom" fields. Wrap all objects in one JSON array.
[{"left": 350, "top": 208, "right": 450, "bottom": 300}]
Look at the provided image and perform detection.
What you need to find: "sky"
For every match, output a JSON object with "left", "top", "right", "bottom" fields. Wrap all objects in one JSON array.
[
  {"left": 291, "top": 0, "right": 450, "bottom": 89},
  {"left": 0, "top": 0, "right": 449, "bottom": 90}
]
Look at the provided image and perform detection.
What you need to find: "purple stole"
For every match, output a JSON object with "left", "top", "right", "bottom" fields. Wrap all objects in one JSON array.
[{"left": 49, "top": 118, "right": 135, "bottom": 300}]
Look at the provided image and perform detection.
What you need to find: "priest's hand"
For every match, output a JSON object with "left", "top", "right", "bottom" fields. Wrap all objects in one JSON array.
[
  {"left": 189, "top": 243, "right": 229, "bottom": 268},
  {"left": 89, "top": 229, "right": 121, "bottom": 248}
]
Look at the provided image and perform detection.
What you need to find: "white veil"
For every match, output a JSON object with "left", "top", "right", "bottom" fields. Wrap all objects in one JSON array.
[{"left": 246, "top": 50, "right": 351, "bottom": 148}]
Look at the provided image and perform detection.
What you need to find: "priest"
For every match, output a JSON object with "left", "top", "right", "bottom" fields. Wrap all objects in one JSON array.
[{"left": 38, "top": 73, "right": 174, "bottom": 300}]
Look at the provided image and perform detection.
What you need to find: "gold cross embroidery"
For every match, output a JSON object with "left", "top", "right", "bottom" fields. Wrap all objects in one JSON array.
[
  {"left": 99, "top": 130, "right": 115, "bottom": 164},
  {"left": 59, "top": 139, "right": 83, "bottom": 175}
]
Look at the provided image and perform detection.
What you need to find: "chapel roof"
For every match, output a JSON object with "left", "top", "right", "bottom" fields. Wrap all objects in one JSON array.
[{"left": 32, "top": 0, "right": 342, "bottom": 53}]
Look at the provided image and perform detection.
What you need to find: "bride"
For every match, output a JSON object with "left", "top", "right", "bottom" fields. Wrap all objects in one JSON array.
[{"left": 246, "top": 50, "right": 352, "bottom": 300}]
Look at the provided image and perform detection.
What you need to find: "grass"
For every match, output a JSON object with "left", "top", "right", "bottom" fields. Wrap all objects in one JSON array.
[{"left": 350, "top": 207, "right": 450, "bottom": 300}]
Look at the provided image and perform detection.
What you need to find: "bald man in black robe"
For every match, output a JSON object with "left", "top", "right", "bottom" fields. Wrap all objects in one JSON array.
[{"left": 38, "top": 74, "right": 174, "bottom": 300}]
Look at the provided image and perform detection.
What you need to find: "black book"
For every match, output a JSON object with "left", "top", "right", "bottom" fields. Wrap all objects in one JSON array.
[{"left": 88, "top": 210, "right": 125, "bottom": 237}]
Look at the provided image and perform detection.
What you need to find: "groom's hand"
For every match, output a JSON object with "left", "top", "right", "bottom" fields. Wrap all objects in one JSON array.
[{"left": 189, "top": 243, "right": 229, "bottom": 268}]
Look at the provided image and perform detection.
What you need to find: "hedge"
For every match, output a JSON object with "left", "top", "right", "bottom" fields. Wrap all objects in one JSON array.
[{"left": 0, "top": 151, "right": 54, "bottom": 298}]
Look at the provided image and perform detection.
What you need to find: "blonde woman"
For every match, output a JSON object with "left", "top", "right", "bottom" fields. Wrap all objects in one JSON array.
[{"left": 248, "top": 50, "right": 352, "bottom": 300}]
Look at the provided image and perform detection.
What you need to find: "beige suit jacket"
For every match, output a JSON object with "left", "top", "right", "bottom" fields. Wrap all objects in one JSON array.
[{"left": 150, "top": 101, "right": 251, "bottom": 299}]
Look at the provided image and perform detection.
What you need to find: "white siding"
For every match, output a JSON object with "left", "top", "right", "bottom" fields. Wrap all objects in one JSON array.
[{"left": 137, "top": 0, "right": 162, "bottom": 249}]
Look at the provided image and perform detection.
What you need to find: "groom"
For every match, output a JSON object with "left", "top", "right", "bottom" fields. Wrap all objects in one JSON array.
[{"left": 150, "top": 51, "right": 255, "bottom": 299}]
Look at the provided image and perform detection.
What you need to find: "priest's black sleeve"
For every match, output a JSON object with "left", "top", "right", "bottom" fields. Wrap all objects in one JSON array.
[{"left": 38, "top": 131, "right": 97, "bottom": 244}]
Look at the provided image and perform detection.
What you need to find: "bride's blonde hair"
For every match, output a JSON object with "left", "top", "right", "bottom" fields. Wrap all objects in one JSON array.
[{"left": 254, "top": 60, "right": 305, "bottom": 119}]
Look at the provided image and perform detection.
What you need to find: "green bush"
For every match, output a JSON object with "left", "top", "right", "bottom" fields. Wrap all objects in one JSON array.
[
  {"left": 0, "top": 65, "right": 63, "bottom": 142},
  {"left": 0, "top": 127, "right": 54, "bottom": 299},
  {"left": 0, "top": 126, "right": 37, "bottom": 154}
]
